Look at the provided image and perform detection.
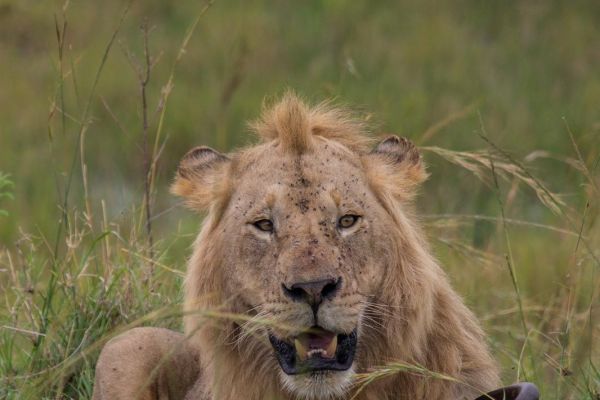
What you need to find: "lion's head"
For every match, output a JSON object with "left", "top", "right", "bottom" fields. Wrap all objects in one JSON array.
[{"left": 172, "top": 93, "right": 497, "bottom": 400}]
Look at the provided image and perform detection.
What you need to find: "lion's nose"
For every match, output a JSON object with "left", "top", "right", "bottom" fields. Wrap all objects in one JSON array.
[{"left": 282, "top": 277, "right": 342, "bottom": 312}]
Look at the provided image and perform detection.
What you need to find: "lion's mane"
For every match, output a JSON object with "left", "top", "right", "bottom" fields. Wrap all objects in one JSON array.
[{"left": 175, "top": 93, "right": 499, "bottom": 400}]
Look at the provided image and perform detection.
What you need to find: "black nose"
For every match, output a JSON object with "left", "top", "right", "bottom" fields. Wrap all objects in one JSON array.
[{"left": 282, "top": 277, "right": 342, "bottom": 312}]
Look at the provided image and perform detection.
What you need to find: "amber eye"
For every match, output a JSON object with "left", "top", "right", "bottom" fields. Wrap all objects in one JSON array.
[
  {"left": 253, "top": 219, "right": 274, "bottom": 233},
  {"left": 338, "top": 215, "right": 360, "bottom": 229}
]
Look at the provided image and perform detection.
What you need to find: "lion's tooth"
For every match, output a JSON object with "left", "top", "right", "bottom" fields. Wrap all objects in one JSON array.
[
  {"left": 325, "top": 335, "right": 338, "bottom": 357},
  {"left": 295, "top": 339, "right": 308, "bottom": 361}
]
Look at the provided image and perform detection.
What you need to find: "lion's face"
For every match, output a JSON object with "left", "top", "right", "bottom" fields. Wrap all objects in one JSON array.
[
  {"left": 214, "top": 139, "right": 397, "bottom": 398},
  {"left": 173, "top": 95, "right": 427, "bottom": 400}
]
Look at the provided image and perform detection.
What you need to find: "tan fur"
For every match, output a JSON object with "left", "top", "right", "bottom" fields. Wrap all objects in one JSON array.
[{"left": 93, "top": 93, "right": 499, "bottom": 400}]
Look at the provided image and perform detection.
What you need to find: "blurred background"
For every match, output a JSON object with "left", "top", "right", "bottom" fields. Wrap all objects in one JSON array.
[{"left": 0, "top": 0, "right": 598, "bottom": 398}]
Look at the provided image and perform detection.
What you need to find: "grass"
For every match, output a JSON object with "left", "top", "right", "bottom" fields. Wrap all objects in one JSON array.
[
  {"left": 0, "top": 1, "right": 599, "bottom": 399},
  {"left": 0, "top": 173, "right": 13, "bottom": 217}
]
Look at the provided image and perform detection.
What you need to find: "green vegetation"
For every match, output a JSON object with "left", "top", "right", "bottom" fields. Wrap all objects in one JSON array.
[
  {"left": 0, "top": 173, "right": 13, "bottom": 217},
  {"left": 0, "top": 1, "right": 598, "bottom": 398}
]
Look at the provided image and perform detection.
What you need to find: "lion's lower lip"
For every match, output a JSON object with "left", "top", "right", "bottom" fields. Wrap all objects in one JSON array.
[{"left": 268, "top": 328, "right": 357, "bottom": 375}]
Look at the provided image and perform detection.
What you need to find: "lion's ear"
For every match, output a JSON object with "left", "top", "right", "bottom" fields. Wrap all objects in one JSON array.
[
  {"left": 171, "top": 146, "right": 231, "bottom": 211},
  {"left": 364, "top": 135, "right": 428, "bottom": 202}
]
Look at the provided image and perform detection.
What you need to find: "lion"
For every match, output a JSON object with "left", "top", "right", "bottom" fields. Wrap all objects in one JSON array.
[{"left": 93, "top": 92, "right": 501, "bottom": 400}]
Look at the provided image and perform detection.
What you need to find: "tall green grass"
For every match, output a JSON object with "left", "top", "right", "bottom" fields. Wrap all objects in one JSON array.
[
  {"left": 0, "top": 1, "right": 599, "bottom": 399},
  {"left": 0, "top": 173, "right": 13, "bottom": 217}
]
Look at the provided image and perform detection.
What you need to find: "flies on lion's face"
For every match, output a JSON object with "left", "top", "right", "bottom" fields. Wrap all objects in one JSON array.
[
  {"left": 166, "top": 95, "right": 496, "bottom": 400},
  {"left": 213, "top": 141, "right": 398, "bottom": 396}
]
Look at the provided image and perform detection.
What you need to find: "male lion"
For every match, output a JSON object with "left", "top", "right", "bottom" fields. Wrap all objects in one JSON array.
[{"left": 93, "top": 93, "right": 500, "bottom": 400}]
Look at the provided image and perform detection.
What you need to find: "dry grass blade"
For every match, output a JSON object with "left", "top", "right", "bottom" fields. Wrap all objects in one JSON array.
[
  {"left": 418, "top": 101, "right": 479, "bottom": 144},
  {"left": 352, "top": 362, "right": 494, "bottom": 400},
  {"left": 421, "top": 146, "right": 566, "bottom": 215},
  {"left": 423, "top": 213, "right": 582, "bottom": 237},
  {"left": 149, "top": 0, "right": 215, "bottom": 196},
  {"left": 563, "top": 118, "right": 600, "bottom": 197}
]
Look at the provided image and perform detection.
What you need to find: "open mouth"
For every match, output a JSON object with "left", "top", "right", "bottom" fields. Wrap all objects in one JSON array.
[{"left": 268, "top": 326, "right": 357, "bottom": 375}]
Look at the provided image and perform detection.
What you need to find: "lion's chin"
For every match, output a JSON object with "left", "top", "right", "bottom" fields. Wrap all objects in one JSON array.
[{"left": 280, "top": 368, "right": 354, "bottom": 400}]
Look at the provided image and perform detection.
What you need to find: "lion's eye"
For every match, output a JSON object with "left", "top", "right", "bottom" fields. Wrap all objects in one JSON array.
[
  {"left": 338, "top": 215, "right": 360, "bottom": 229},
  {"left": 253, "top": 219, "right": 274, "bottom": 233}
]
